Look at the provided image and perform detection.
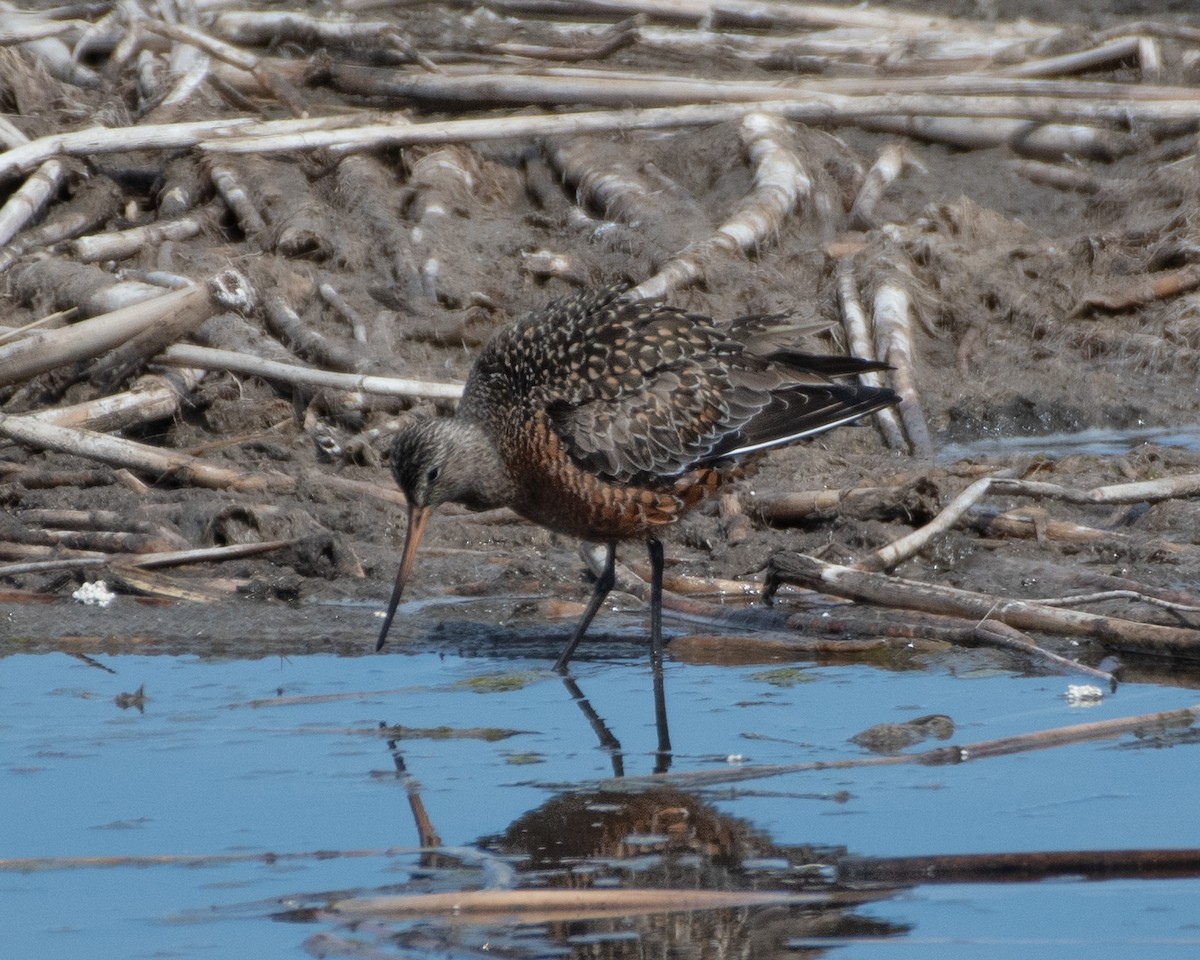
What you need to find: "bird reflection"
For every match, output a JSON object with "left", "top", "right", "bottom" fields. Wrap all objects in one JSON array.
[{"left": 562, "top": 659, "right": 672, "bottom": 775}]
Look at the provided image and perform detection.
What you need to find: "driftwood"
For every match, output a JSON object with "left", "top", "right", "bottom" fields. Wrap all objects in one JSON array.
[
  {"left": 0, "top": 283, "right": 208, "bottom": 388},
  {"left": 767, "top": 553, "right": 1200, "bottom": 659},
  {"left": 834, "top": 261, "right": 907, "bottom": 450},
  {"left": 629, "top": 112, "right": 811, "bottom": 300},
  {"left": 158, "top": 344, "right": 464, "bottom": 400},
  {"left": 624, "top": 701, "right": 1200, "bottom": 789},
  {"left": 0, "top": 0, "right": 1196, "bottom": 680},
  {"left": 872, "top": 279, "right": 932, "bottom": 458},
  {"left": 334, "top": 886, "right": 826, "bottom": 919},
  {"left": 0, "top": 414, "right": 295, "bottom": 494}
]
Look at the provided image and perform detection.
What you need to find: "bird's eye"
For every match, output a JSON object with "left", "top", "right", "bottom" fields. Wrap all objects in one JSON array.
[{"left": 426, "top": 466, "right": 440, "bottom": 484}]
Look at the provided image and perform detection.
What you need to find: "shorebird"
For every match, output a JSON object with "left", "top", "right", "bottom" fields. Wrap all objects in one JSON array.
[{"left": 376, "top": 286, "right": 898, "bottom": 670}]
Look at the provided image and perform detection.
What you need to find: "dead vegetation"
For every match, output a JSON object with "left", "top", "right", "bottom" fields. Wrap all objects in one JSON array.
[{"left": 1, "top": 0, "right": 1199, "bottom": 672}]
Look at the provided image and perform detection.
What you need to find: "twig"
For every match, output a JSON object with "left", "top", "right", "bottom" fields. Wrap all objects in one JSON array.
[
  {"left": 142, "top": 19, "right": 310, "bottom": 117},
  {"left": 872, "top": 279, "right": 932, "bottom": 458},
  {"left": 766, "top": 553, "right": 1200, "bottom": 659},
  {"left": 990, "top": 473, "right": 1200, "bottom": 505},
  {"left": 319, "top": 283, "right": 369, "bottom": 343},
  {"left": 848, "top": 144, "right": 922, "bottom": 230},
  {"left": 208, "top": 162, "right": 266, "bottom": 236},
  {"left": 857, "top": 470, "right": 1016, "bottom": 572},
  {"left": 1069, "top": 264, "right": 1200, "bottom": 316},
  {"left": 157, "top": 344, "right": 464, "bottom": 400},
  {"left": 0, "top": 283, "right": 211, "bottom": 389},
  {"left": 838, "top": 847, "right": 1200, "bottom": 885},
  {"left": 0, "top": 414, "right": 295, "bottom": 494},
  {"left": 630, "top": 112, "right": 810, "bottom": 299},
  {"left": 334, "top": 886, "right": 825, "bottom": 918},
  {"left": 620, "top": 702, "right": 1200, "bottom": 789},
  {"left": 972, "top": 620, "right": 1115, "bottom": 687},
  {"left": 1029, "top": 590, "right": 1200, "bottom": 615},
  {"left": 0, "top": 844, "right": 422, "bottom": 873},
  {"left": 834, "top": 261, "right": 907, "bottom": 450}
]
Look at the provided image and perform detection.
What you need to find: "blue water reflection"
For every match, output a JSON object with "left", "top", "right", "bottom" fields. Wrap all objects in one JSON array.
[{"left": 3, "top": 650, "right": 1200, "bottom": 957}]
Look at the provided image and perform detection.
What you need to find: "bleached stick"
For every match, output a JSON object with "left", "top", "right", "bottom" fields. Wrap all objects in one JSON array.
[
  {"left": 630, "top": 112, "right": 809, "bottom": 300},
  {"left": 0, "top": 113, "right": 377, "bottom": 180},
  {"left": 848, "top": 144, "right": 923, "bottom": 230},
  {"left": 158, "top": 344, "right": 465, "bottom": 399},
  {"left": 857, "top": 471, "right": 1017, "bottom": 573},
  {"left": 26, "top": 369, "right": 206, "bottom": 433},
  {"left": 0, "top": 159, "right": 65, "bottom": 247},
  {"left": 0, "top": 283, "right": 211, "bottom": 389},
  {"left": 835, "top": 261, "right": 909, "bottom": 451},
  {"left": 873, "top": 281, "right": 932, "bottom": 458},
  {"left": 69, "top": 211, "right": 207, "bottom": 262},
  {"left": 0, "top": 414, "right": 294, "bottom": 494},
  {"left": 997, "top": 35, "right": 1140, "bottom": 78}
]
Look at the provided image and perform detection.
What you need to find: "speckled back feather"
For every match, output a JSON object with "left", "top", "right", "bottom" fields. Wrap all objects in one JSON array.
[{"left": 459, "top": 286, "right": 895, "bottom": 488}]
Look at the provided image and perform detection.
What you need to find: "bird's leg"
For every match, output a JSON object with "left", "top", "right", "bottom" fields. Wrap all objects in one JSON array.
[
  {"left": 647, "top": 536, "right": 664, "bottom": 660},
  {"left": 554, "top": 540, "right": 617, "bottom": 672},
  {"left": 647, "top": 536, "right": 671, "bottom": 770},
  {"left": 561, "top": 675, "right": 624, "bottom": 778},
  {"left": 651, "top": 647, "right": 672, "bottom": 772}
]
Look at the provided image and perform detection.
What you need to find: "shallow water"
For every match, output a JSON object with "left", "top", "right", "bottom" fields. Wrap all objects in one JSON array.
[
  {"left": 939, "top": 423, "right": 1200, "bottom": 462},
  {"left": 5, "top": 638, "right": 1200, "bottom": 958}
]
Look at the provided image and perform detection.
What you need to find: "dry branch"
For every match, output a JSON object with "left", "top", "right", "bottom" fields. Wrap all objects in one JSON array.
[
  {"left": 484, "top": 0, "right": 1040, "bottom": 34},
  {"left": 991, "top": 473, "right": 1200, "bottom": 505},
  {"left": 857, "top": 115, "right": 1135, "bottom": 161},
  {"left": 750, "top": 481, "right": 938, "bottom": 525},
  {"left": 1012, "top": 159, "right": 1106, "bottom": 193},
  {"left": 838, "top": 847, "right": 1200, "bottom": 886},
  {"left": 25, "top": 369, "right": 205, "bottom": 433},
  {"left": 848, "top": 144, "right": 922, "bottom": 230},
  {"left": 0, "top": 282, "right": 211, "bottom": 389},
  {"left": 628, "top": 702, "right": 1200, "bottom": 789},
  {"left": 334, "top": 886, "right": 823, "bottom": 918},
  {"left": 630, "top": 112, "right": 809, "bottom": 300},
  {"left": 858, "top": 470, "right": 1016, "bottom": 572},
  {"left": 835, "top": 261, "right": 907, "bottom": 450},
  {"left": 1070, "top": 264, "right": 1200, "bottom": 316},
  {"left": 964, "top": 504, "right": 1193, "bottom": 556},
  {"left": 997, "top": 35, "right": 1140, "bottom": 78},
  {"left": 0, "top": 176, "right": 123, "bottom": 274},
  {"left": 69, "top": 210, "right": 208, "bottom": 262},
  {"left": 158, "top": 344, "right": 464, "bottom": 400},
  {"left": 767, "top": 553, "right": 1200, "bottom": 659},
  {"left": 0, "top": 414, "right": 295, "bottom": 494},
  {"left": 872, "top": 280, "right": 932, "bottom": 458},
  {"left": 0, "top": 159, "right": 66, "bottom": 247}
]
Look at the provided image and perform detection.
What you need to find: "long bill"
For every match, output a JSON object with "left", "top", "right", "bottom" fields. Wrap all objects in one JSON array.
[{"left": 375, "top": 504, "right": 432, "bottom": 651}]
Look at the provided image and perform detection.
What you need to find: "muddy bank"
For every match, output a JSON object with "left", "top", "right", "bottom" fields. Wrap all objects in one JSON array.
[{"left": 1, "top": 1, "right": 1198, "bottom": 667}]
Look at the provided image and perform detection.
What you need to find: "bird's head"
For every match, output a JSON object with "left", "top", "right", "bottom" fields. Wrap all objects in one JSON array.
[
  {"left": 375, "top": 417, "right": 514, "bottom": 652},
  {"left": 389, "top": 416, "right": 464, "bottom": 511}
]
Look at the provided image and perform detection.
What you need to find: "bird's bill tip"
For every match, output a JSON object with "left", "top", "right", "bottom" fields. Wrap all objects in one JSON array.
[{"left": 375, "top": 504, "right": 433, "bottom": 651}]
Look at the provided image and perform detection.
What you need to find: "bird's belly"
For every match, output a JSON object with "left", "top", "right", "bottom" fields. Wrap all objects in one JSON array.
[
  {"left": 510, "top": 474, "right": 674, "bottom": 541},
  {"left": 502, "top": 410, "right": 726, "bottom": 541}
]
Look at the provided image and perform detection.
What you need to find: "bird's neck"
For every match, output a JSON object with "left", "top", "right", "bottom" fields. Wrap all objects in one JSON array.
[{"left": 445, "top": 418, "right": 518, "bottom": 512}]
